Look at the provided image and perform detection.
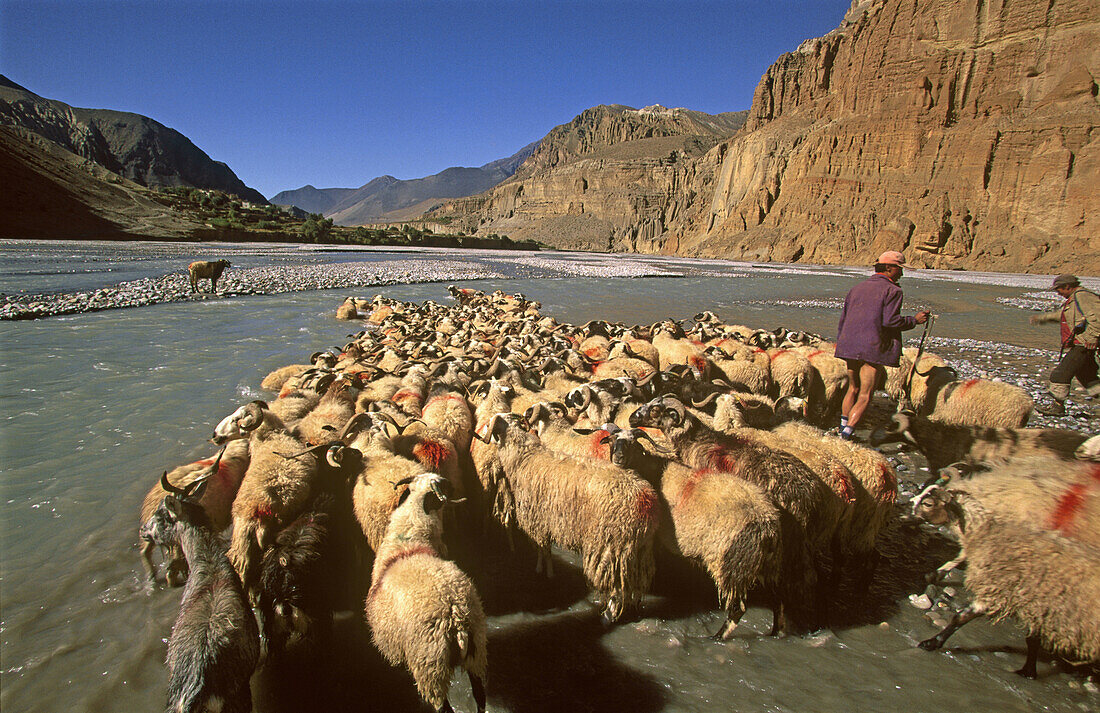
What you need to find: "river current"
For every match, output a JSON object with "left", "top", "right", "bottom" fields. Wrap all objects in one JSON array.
[{"left": 1, "top": 240, "right": 1095, "bottom": 713}]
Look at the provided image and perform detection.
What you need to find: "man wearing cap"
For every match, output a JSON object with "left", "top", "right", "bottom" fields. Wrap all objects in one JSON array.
[
  {"left": 1029, "top": 274, "right": 1100, "bottom": 416},
  {"left": 834, "top": 251, "right": 930, "bottom": 440}
]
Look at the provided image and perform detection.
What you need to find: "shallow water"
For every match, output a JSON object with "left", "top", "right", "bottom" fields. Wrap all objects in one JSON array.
[{"left": 1, "top": 242, "right": 1096, "bottom": 713}]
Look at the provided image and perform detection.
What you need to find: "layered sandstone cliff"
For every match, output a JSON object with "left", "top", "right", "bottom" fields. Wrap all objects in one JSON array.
[
  {"left": 668, "top": 0, "right": 1100, "bottom": 273},
  {"left": 432, "top": 0, "right": 1099, "bottom": 273}
]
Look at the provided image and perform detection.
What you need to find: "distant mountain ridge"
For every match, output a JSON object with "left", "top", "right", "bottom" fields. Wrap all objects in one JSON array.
[
  {"left": 0, "top": 75, "right": 266, "bottom": 204},
  {"left": 271, "top": 140, "right": 538, "bottom": 225},
  {"left": 426, "top": 104, "right": 749, "bottom": 250}
]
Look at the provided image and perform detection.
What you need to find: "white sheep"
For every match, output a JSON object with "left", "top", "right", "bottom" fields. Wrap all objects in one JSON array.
[{"left": 365, "top": 473, "right": 487, "bottom": 713}]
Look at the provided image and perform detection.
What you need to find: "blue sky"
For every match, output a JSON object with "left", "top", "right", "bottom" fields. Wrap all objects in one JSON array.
[{"left": 2, "top": 1, "right": 852, "bottom": 199}]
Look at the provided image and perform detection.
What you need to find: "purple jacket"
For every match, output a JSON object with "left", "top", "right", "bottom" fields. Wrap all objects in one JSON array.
[{"left": 835, "top": 273, "right": 917, "bottom": 367}]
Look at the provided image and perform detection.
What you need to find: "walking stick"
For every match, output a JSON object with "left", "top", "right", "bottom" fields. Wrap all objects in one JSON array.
[{"left": 900, "top": 313, "right": 935, "bottom": 412}]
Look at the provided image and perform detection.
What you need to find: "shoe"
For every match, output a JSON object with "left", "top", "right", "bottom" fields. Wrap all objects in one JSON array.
[{"left": 1036, "top": 401, "right": 1066, "bottom": 416}]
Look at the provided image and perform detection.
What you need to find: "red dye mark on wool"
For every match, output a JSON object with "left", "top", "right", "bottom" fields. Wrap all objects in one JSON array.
[
  {"left": 1049, "top": 483, "right": 1088, "bottom": 535},
  {"left": 676, "top": 469, "right": 709, "bottom": 510},
  {"left": 705, "top": 446, "right": 739, "bottom": 473},
  {"left": 589, "top": 430, "right": 610, "bottom": 459},
  {"left": 413, "top": 440, "right": 451, "bottom": 470},
  {"left": 635, "top": 487, "right": 659, "bottom": 524},
  {"left": 878, "top": 462, "right": 898, "bottom": 504}
]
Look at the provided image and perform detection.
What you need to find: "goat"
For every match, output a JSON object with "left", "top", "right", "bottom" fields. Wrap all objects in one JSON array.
[
  {"left": 141, "top": 473, "right": 259, "bottom": 713},
  {"left": 139, "top": 440, "right": 249, "bottom": 587},
  {"left": 187, "top": 259, "right": 231, "bottom": 294}
]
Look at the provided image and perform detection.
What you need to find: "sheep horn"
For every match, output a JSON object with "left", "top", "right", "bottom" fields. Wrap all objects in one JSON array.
[
  {"left": 692, "top": 392, "right": 721, "bottom": 408},
  {"left": 663, "top": 398, "right": 686, "bottom": 426},
  {"left": 160, "top": 470, "right": 185, "bottom": 496},
  {"left": 391, "top": 476, "right": 417, "bottom": 490}
]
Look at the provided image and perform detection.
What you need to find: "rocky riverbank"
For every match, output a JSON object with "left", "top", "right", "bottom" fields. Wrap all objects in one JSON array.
[{"left": 0, "top": 260, "right": 507, "bottom": 320}]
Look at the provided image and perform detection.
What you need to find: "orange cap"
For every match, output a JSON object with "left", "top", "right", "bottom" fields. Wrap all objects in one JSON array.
[{"left": 877, "top": 250, "right": 906, "bottom": 266}]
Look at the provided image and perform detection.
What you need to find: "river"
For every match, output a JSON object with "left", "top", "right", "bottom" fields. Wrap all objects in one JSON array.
[{"left": 1, "top": 240, "right": 1096, "bottom": 713}]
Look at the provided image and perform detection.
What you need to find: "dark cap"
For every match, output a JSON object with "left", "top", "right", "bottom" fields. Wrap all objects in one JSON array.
[{"left": 1052, "top": 274, "right": 1080, "bottom": 289}]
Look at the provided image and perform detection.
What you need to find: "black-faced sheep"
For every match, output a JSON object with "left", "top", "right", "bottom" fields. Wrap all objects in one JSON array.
[
  {"left": 365, "top": 473, "right": 487, "bottom": 713},
  {"left": 141, "top": 473, "right": 259, "bottom": 713}
]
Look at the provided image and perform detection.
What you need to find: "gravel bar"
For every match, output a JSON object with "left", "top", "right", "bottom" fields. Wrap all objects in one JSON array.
[{"left": 0, "top": 261, "right": 506, "bottom": 320}]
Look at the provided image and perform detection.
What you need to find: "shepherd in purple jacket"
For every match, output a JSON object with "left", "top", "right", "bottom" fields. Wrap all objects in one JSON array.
[{"left": 834, "top": 251, "right": 930, "bottom": 440}]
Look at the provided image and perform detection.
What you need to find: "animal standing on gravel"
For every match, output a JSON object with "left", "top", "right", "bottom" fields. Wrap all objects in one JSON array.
[
  {"left": 141, "top": 473, "right": 259, "bottom": 713},
  {"left": 912, "top": 483, "right": 1100, "bottom": 678},
  {"left": 187, "top": 259, "right": 232, "bottom": 294},
  {"left": 365, "top": 473, "right": 487, "bottom": 713},
  {"left": 869, "top": 410, "right": 1089, "bottom": 475}
]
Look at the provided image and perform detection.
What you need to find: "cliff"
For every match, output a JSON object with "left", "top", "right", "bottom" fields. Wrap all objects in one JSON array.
[
  {"left": 0, "top": 76, "right": 267, "bottom": 204},
  {"left": 427, "top": 105, "right": 747, "bottom": 251},
  {"left": 429, "top": 1, "right": 1099, "bottom": 273},
  {"left": 664, "top": 0, "right": 1100, "bottom": 273}
]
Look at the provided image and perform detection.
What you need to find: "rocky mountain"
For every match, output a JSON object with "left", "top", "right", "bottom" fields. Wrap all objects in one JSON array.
[
  {"left": 427, "top": 105, "right": 748, "bottom": 250},
  {"left": 0, "top": 76, "right": 267, "bottom": 204},
  {"left": 0, "top": 125, "right": 203, "bottom": 239},
  {"left": 269, "top": 183, "right": 363, "bottom": 216},
  {"left": 272, "top": 141, "right": 539, "bottom": 225},
  {"left": 429, "top": 1, "right": 1099, "bottom": 273}
]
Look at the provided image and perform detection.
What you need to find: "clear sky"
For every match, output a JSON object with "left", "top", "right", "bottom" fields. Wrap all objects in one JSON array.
[{"left": 2, "top": 0, "right": 852, "bottom": 199}]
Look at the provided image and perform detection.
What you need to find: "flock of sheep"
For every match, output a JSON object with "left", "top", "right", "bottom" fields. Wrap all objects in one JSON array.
[{"left": 138, "top": 285, "right": 1100, "bottom": 712}]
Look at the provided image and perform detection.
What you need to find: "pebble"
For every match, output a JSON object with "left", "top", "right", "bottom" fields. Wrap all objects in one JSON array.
[{"left": 909, "top": 594, "right": 933, "bottom": 610}]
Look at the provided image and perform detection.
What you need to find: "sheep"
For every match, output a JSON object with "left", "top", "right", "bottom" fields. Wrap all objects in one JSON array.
[
  {"left": 705, "top": 343, "right": 771, "bottom": 395},
  {"left": 939, "top": 459, "right": 1100, "bottom": 550},
  {"left": 259, "top": 352, "right": 339, "bottom": 393},
  {"left": 292, "top": 374, "right": 359, "bottom": 446},
  {"left": 651, "top": 320, "right": 710, "bottom": 377},
  {"left": 604, "top": 427, "right": 791, "bottom": 638},
  {"left": 139, "top": 439, "right": 250, "bottom": 587},
  {"left": 765, "top": 347, "right": 814, "bottom": 406},
  {"left": 211, "top": 400, "right": 322, "bottom": 599},
  {"left": 187, "top": 259, "right": 231, "bottom": 294},
  {"left": 253, "top": 442, "right": 363, "bottom": 653},
  {"left": 468, "top": 380, "right": 517, "bottom": 539},
  {"left": 791, "top": 343, "right": 848, "bottom": 424},
  {"left": 885, "top": 350, "right": 1033, "bottom": 428},
  {"left": 479, "top": 411, "right": 659, "bottom": 623},
  {"left": 628, "top": 396, "right": 839, "bottom": 626},
  {"left": 140, "top": 472, "right": 259, "bottom": 713},
  {"left": 869, "top": 410, "right": 1090, "bottom": 475},
  {"left": 912, "top": 484, "right": 1100, "bottom": 678},
  {"left": 771, "top": 419, "right": 898, "bottom": 592},
  {"left": 365, "top": 473, "right": 487, "bottom": 713},
  {"left": 420, "top": 384, "right": 475, "bottom": 454}
]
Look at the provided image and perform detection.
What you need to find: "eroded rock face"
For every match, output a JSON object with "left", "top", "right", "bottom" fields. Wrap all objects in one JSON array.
[
  {"left": 432, "top": 1, "right": 1099, "bottom": 273},
  {"left": 666, "top": 0, "right": 1100, "bottom": 273},
  {"left": 429, "top": 105, "right": 747, "bottom": 252}
]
